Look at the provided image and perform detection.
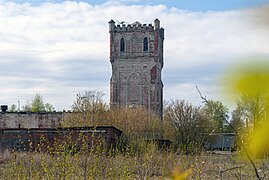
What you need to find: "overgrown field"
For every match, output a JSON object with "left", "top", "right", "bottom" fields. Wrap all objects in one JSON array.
[{"left": 0, "top": 146, "right": 268, "bottom": 180}]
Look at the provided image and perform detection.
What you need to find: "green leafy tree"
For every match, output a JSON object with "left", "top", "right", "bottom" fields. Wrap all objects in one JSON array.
[
  {"left": 9, "top": 104, "right": 17, "bottom": 112},
  {"left": 31, "top": 94, "right": 45, "bottom": 112},
  {"left": 44, "top": 103, "right": 55, "bottom": 112},
  {"left": 202, "top": 100, "right": 229, "bottom": 132},
  {"left": 22, "top": 94, "right": 55, "bottom": 112},
  {"left": 227, "top": 105, "right": 245, "bottom": 132},
  {"left": 236, "top": 93, "right": 265, "bottom": 129}
]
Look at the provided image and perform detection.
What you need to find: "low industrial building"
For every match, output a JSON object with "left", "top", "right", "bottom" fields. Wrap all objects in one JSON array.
[
  {"left": 0, "top": 126, "right": 122, "bottom": 152},
  {"left": 205, "top": 133, "right": 236, "bottom": 151},
  {"left": 0, "top": 111, "right": 63, "bottom": 129}
]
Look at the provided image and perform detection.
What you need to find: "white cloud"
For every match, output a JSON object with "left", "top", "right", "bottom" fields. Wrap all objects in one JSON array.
[{"left": 0, "top": 2, "right": 269, "bottom": 111}]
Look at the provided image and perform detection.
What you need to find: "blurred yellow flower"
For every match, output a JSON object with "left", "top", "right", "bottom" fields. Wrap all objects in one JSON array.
[
  {"left": 168, "top": 168, "right": 192, "bottom": 180},
  {"left": 248, "top": 119, "right": 269, "bottom": 157},
  {"left": 226, "top": 61, "right": 269, "bottom": 157}
]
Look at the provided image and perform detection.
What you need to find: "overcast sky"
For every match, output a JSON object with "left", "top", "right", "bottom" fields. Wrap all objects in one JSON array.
[{"left": 0, "top": 0, "right": 269, "bottom": 111}]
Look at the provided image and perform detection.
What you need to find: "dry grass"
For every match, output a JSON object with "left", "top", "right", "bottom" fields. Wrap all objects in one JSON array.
[{"left": 0, "top": 147, "right": 269, "bottom": 179}]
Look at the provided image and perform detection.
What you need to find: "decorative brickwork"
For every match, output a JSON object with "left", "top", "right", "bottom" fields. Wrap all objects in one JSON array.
[{"left": 109, "top": 19, "right": 164, "bottom": 118}]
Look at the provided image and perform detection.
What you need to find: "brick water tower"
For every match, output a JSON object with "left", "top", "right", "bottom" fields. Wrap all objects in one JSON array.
[{"left": 109, "top": 19, "right": 164, "bottom": 118}]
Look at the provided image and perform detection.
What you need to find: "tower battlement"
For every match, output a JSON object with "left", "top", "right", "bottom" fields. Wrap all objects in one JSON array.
[
  {"left": 109, "top": 19, "right": 162, "bottom": 32},
  {"left": 114, "top": 23, "right": 153, "bottom": 32}
]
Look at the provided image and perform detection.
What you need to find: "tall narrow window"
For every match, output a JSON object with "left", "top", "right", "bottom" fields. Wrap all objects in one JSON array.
[
  {"left": 120, "top": 37, "right": 125, "bottom": 52},
  {"left": 143, "top": 37, "right": 148, "bottom": 52}
]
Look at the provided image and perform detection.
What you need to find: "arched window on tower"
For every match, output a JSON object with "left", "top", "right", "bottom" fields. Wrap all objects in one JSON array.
[
  {"left": 120, "top": 37, "right": 125, "bottom": 52},
  {"left": 143, "top": 37, "right": 148, "bottom": 52}
]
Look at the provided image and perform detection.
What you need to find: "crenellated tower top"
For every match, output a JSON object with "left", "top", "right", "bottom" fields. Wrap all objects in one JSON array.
[{"left": 108, "top": 19, "right": 163, "bottom": 32}]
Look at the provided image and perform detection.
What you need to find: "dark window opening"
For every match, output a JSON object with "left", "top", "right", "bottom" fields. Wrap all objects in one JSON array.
[
  {"left": 120, "top": 37, "right": 125, "bottom": 52},
  {"left": 143, "top": 37, "right": 148, "bottom": 52}
]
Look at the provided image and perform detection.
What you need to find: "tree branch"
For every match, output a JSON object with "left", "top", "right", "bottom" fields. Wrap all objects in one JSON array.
[{"left": 195, "top": 85, "right": 262, "bottom": 180}]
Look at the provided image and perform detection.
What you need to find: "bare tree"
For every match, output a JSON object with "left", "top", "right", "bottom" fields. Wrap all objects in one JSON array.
[
  {"left": 108, "top": 107, "right": 169, "bottom": 140},
  {"left": 72, "top": 90, "right": 106, "bottom": 113},
  {"left": 63, "top": 90, "right": 108, "bottom": 127},
  {"left": 164, "top": 99, "right": 208, "bottom": 154}
]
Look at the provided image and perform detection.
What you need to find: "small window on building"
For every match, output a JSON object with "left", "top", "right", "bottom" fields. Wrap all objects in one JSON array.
[
  {"left": 120, "top": 37, "right": 125, "bottom": 52},
  {"left": 143, "top": 37, "right": 148, "bottom": 52}
]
